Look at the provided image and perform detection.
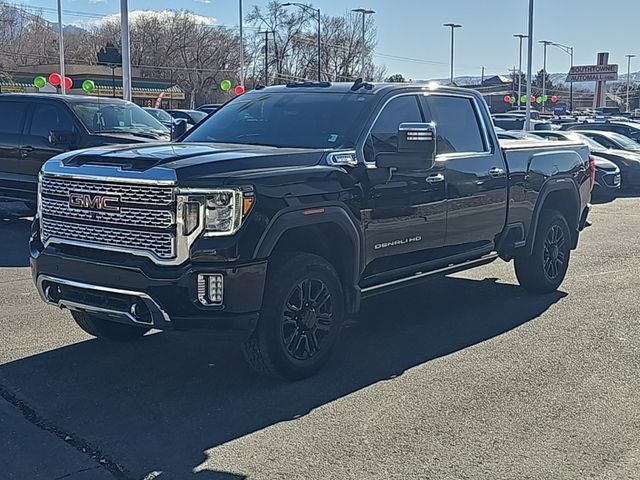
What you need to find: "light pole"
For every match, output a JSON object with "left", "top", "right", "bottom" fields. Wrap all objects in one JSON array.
[
  {"left": 443, "top": 23, "right": 462, "bottom": 85},
  {"left": 56, "top": 0, "right": 66, "bottom": 94},
  {"left": 259, "top": 30, "right": 275, "bottom": 85},
  {"left": 539, "top": 40, "right": 552, "bottom": 113},
  {"left": 626, "top": 54, "right": 636, "bottom": 113},
  {"left": 283, "top": 3, "right": 321, "bottom": 81},
  {"left": 120, "top": 0, "right": 132, "bottom": 101},
  {"left": 352, "top": 8, "right": 375, "bottom": 80},
  {"left": 525, "top": 0, "right": 534, "bottom": 131},
  {"left": 549, "top": 42, "right": 574, "bottom": 112},
  {"left": 514, "top": 34, "right": 527, "bottom": 111},
  {"left": 239, "top": 0, "right": 244, "bottom": 87}
]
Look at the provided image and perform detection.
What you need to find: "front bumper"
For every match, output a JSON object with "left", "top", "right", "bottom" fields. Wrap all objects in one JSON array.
[{"left": 31, "top": 237, "right": 266, "bottom": 336}]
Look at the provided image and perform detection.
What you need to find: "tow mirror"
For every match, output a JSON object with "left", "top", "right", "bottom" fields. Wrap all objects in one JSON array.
[
  {"left": 49, "top": 130, "right": 78, "bottom": 147},
  {"left": 375, "top": 122, "right": 437, "bottom": 169}
]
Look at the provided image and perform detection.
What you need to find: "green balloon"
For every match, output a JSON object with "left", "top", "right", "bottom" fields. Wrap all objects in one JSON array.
[
  {"left": 520, "top": 95, "right": 527, "bottom": 104},
  {"left": 220, "top": 79, "right": 232, "bottom": 91},
  {"left": 33, "top": 76, "right": 46, "bottom": 88},
  {"left": 509, "top": 96, "right": 516, "bottom": 104},
  {"left": 542, "top": 95, "right": 548, "bottom": 102},
  {"left": 82, "top": 80, "right": 95, "bottom": 93},
  {"left": 536, "top": 97, "right": 543, "bottom": 104}
]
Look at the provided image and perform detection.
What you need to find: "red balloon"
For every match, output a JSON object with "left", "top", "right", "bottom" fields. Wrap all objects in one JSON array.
[
  {"left": 503, "top": 95, "right": 511, "bottom": 103},
  {"left": 551, "top": 95, "right": 558, "bottom": 103},
  {"left": 63, "top": 77, "right": 73, "bottom": 90},
  {"left": 234, "top": 85, "right": 246, "bottom": 96},
  {"left": 48, "top": 73, "right": 62, "bottom": 86},
  {"left": 530, "top": 95, "right": 536, "bottom": 103}
]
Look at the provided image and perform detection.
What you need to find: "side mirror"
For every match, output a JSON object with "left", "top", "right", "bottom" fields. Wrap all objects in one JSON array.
[
  {"left": 171, "top": 119, "right": 188, "bottom": 140},
  {"left": 375, "top": 122, "right": 437, "bottom": 169},
  {"left": 49, "top": 130, "right": 78, "bottom": 147}
]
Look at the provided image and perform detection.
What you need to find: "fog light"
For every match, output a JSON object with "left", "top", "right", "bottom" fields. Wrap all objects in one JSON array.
[{"left": 197, "top": 274, "right": 224, "bottom": 306}]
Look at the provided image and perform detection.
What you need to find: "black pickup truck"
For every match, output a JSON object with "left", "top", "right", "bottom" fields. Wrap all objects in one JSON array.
[{"left": 30, "top": 82, "right": 593, "bottom": 380}]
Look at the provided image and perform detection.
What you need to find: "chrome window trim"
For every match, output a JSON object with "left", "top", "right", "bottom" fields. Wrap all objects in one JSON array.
[
  {"left": 359, "top": 90, "right": 494, "bottom": 168},
  {"left": 36, "top": 274, "right": 171, "bottom": 325}
]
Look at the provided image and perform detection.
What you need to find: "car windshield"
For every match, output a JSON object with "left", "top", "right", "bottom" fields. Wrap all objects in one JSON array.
[
  {"left": 564, "top": 133, "right": 605, "bottom": 150},
  {"left": 186, "top": 110, "right": 207, "bottom": 123},
  {"left": 145, "top": 108, "right": 173, "bottom": 123},
  {"left": 71, "top": 101, "right": 169, "bottom": 135},
  {"left": 606, "top": 132, "right": 640, "bottom": 150},
  {"left": 183, "top": 92, "right": 374, "bottom": 148}
]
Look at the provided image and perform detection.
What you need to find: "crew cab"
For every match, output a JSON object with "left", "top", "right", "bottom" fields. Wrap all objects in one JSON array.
[
  {"left": 0, "top": 94, "right": 179, "bottom": 211},
  {"left": 30, "top": 82, "right": 593, "bottom": 380}
]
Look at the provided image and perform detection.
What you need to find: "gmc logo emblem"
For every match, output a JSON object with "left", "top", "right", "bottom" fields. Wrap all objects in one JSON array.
[{"left": 69, "top": 192, "right": 120, "bottom": 212}]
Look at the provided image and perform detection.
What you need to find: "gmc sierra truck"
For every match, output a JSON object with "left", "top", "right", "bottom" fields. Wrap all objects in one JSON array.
[{"left": 30, "top": 81, "right": 593, "bottom": 380}]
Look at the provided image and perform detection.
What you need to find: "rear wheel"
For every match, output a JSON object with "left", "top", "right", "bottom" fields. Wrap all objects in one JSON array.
[
  {"left": 515, "top": 209, "right": 571, "bottom": 293},
  {"left": 71, "top": 311, "right": 150, "bottom": 341},
  {"left": 242, "top": 252, "right": 344, "bottom": 381}
]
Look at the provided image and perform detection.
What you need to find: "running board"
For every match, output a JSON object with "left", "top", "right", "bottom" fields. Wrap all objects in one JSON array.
[{"left": 361, "top": 254, "right": 499, "bottom": 299}]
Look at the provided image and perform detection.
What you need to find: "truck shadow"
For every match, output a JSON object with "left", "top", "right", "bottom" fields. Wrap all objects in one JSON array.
[
  {"left": 0, "top": 204, "right": 31, "bottom": 268},
  {"left": 0, "top": 274, "right": 565, "bottom": 479}
]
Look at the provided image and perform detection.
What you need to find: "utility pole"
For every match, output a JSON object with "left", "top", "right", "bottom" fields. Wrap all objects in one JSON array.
[
  {"left": 539, "top": 40, "right": 552, "bottom": 113},
  {"left": 481, "top": 66, "right": 485, "bottom": 85},
  {"left": 443, "top": 23, "right": 462, "bottom": 85},
  {"left": 549, "top": 42, "right": 574, "bottom": 112},
  {"left": 626, "top": 54, "right": 636, "bottom": 113},
  {"left": 514, "top": 34, "right": 527, "bottom": 111},
  {"left": 239, "top": 0, "right": 244, "bottom": 87},
  {"left": 511, "top": 66, "right": 518, "bottom": 105},
  {"left": 352, "top": 8, "right": 375, "bottom": 80},
  {"left": 260, "top": 30, "right": 275, "bottom": 85},
  {"left": 120, "top": 0, "right": 132, "bottom": 101},
  {"left": 56, "top": 0, "right": 66, "bottom": 94},
  {"left": 525, "top": 0, "right": 534, "bottom": 131}
]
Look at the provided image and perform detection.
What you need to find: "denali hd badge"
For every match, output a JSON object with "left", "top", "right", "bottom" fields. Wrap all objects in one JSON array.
[
  {"left": 375, "top": 236, "right": 422, "bottom": 250},
  {"left": 69, "top": 192, "right": 120, "bottom": 212}
]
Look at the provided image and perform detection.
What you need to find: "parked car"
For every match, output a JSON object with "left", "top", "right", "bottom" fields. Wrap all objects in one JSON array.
[
  {"left": 196, "top": 103, "right": 223, "bottom": 114},
  {"left": 143, "top": 107, "right": 177, "bottom": 128},
  {"left": 496, "top": 130, "right": 544, "bottom": 140},
  {"left": 538, "top": 130, "right": 640, "bottom": 188},
  {"left": 492, "top": 114, "right": 555, "bottom": 131},
  {"left": 568, "top": 130, "right": 640, "bottom": 153},
  {"left": 32, "top": 82, "right": 592, "bottom": 380},
  {"left": 166, "top": 109, "right": 208, "bottom": 126},
  {"left": 533, "top": 131, "right": 621, "bottom": 198},
  {"left": 564, "top": 120, "right": 640, "bottom": 143},
  {"left": 0, "top": 94, "right": 181, "bottom": 211}
]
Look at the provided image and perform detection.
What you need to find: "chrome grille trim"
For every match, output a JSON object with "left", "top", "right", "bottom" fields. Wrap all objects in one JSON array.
[{"left": 42, "top": 218, "right": 175, "bottom": 259}]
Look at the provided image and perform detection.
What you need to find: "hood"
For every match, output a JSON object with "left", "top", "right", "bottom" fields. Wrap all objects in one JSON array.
[{"left": 54, "top": 142, "right": 328, "bottom": 180}]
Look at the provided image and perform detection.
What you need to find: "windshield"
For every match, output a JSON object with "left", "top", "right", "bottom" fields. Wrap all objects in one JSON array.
[
  {"left": 72, "top": 101, "right": 169, "bottom": 135},
  {"left": 186, "top": 110, "right": 207, "bottom": 123},
  {"left": 566, "top": 133, "right": 605, "bottom": 150},
  {"left": 606, "top": 132, "right": 640, "bottom": 150},
  {"left": 145, "top": 108, "right": 173, "bottom": 123},
  {"left": 183, "top": 92, "right": 374, "bottom": 148}
]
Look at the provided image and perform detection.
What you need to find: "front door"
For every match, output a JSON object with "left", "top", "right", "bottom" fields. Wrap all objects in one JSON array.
[
  {"left": 360, "top": 94, "right": 447, "bottom": 281},
  {"left": 420, "top": 94, "right": 508, "bottom": 255}
]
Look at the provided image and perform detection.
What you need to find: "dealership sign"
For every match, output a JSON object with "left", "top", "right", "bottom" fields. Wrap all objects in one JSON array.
[{"left": 566, "top": 64, "right": 619, "bottom": 82}]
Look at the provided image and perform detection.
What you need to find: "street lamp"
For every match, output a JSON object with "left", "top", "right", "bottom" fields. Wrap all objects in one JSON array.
[
  {"left": 352, "top": 8, "right": 375, "bottom": 80},
  {"left": 514, "top": 34, "right": 528, "bottom": 111},
  {"left": 524, "top": 0, "right": 534, "bottom": 131},
  {"left": 443, "top": 23, "right": 462, "bottom": 85},
  {"left": 539, "top": 40, "right": 553, "bottom": 113},
  {"left": 549, "top": 42, "right": 574, "bottom": 112},
  {"left": 626, "top": 54, "right": 636, "bottom": 113},
  {"left": 283, "top": 2, "right": 321, "bottom": 82},
  {"left": 56, "top": 0, "right": 66, "bottom": 94},
  {"left": 120, "top": 0, "right": 132, "bottom": 101}
]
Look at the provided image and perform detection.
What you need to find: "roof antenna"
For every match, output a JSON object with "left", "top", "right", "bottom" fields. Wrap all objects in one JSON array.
[{"left": 351, "top": 77, "right": 364, "bottom": 91}]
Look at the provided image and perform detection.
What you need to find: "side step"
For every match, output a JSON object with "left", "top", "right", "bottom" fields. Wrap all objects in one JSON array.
[{"left": 361, "top": 254, "right": 499, "bottom": 299}]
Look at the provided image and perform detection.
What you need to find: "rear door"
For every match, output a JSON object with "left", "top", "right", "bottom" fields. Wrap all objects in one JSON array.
[
  {"left": 0, "top": 99, "right": 31, "bottom": 200},
  {"left": 420, "top": 94, "right": 508, "bottom": 255}
]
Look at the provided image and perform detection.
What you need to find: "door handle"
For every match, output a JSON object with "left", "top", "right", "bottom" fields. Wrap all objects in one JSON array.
[
  {"left": 20, "top": 146, "right": 34, "bottom": 157},
  {"left": 488, "top": 167, "right": 505, "bottom": 177},
  {"left": 425, "top": 173, "right": 445, "bottom": 184}
]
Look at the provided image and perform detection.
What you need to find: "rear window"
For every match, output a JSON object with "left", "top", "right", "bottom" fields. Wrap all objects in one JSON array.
[
  {"left": 0, "top": 100, "right": 29, "bottom": 134},
  {"left": 422, "top": 96, "right": 487, "bottom": 154}
]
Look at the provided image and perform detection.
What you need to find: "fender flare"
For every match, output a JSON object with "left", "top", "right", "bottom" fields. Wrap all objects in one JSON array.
[
  {"left": 254, "top": 205, "right": 364, "bottom": 313},
  {"left": 526, "top": 177, "right": 581, "bottom": 254}
]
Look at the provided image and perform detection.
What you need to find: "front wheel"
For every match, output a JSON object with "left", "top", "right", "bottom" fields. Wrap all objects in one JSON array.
[
  {"left": 71, "top": 311, "right": 150, "bottom": 341},
  {"left": 242, "top": 253, "right": 345, "bottom": 381},
  {"left": 515, "top": 209, "right": 571, "bottom": 293}
]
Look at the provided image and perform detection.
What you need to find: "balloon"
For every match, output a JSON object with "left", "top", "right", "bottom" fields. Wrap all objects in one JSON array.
[
  {"left": 33, "top": 76, "right": 46, "bottom": 88},
  {"left": 520, "top": 95, "right": 528, "bottom": 104},
  {"left": 48, "top": 72, "right": 62, "bottom": 86},
  {"left": 82, "top": 80, "right": 95, "bottom": 93},
  {"left": 509, "top": 96, "right": 516, "bottom": 104},
  {"left": 530, "top": 95, "right": 536, "bottom": 103},
  {"left": 64, "top": 77, "right": 73, "bottom": 90},
  {"left": 542, "top": 95, "right": 548, "bottom": 102},
  {"left": 503, "top": 95, "right": 511, "bottom": 103},
  {"left": 220, "top": 79, "right": 232, "bottom": 91},
  {"left": 536, "top": 97, "right": 543, "bottom": 104},
  {"left": 234, "top": 85, "right": 246, "bottom": 95},
  {"left": 551, "top": 95, "right": 558, "bottom": 103}
]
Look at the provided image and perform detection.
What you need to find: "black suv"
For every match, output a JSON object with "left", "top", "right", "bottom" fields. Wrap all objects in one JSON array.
[{"left": 0, "top": 94, "right": 176, "bottom": 210}]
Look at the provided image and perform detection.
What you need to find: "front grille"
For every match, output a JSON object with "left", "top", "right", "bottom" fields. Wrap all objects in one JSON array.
[{"left": 40, "top": 175, "right": 176, "bottom": 260}]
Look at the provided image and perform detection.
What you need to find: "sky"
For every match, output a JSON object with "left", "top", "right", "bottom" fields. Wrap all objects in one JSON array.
[{"left": 19, "top": 0, "right": 640, "bottom": 80}]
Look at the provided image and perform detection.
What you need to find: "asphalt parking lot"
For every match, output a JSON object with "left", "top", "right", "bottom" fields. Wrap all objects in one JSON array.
[{"left": 1, "top": 197, "right": 639, "bottom": 480}]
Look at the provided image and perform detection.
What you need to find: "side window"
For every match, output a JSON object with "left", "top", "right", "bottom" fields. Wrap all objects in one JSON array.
[
  {"left": 29, "top": 104, "right": 68, "bottom": 139},
  {"left": 364, "top": 95, "right": 422, "bottom": 163},
  {"left": 0, "top": 101, "right": 29, "bottom": 134},
  {"left": 421, "top": 96, "right": 487, "bottom": 155},
  {"left": 594, "top": 136, "right": 615, "bottom": 149}
]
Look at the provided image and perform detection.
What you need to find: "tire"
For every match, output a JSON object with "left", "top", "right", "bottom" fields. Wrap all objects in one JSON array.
[
  {"left": 71, "top": 311, "right": 150, "bottom": 341},
  {"left": 515, "top": 209, "right": 572, "bottom": 293},
  {"left": 242, "top": 252, "right": 345, "bottom": 381}
]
